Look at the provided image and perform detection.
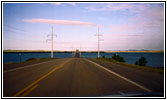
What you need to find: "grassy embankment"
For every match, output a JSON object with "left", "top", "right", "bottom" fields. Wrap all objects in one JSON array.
[
  {"left": 96, "top": 58, "right": 164, "bottom": 74},
  {"left": 4, "top": 58, "right": 56, "bottom": 65}
]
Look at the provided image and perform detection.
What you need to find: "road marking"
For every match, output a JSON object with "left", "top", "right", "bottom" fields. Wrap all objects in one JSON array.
[
  {"left": 20, "top": 84, "right": 39, "bottom": 97},
  {"left": 85, "top": 59, "right": 152, "bottom": 92},
  {"left": 13, "top": 59, "right": 72, "bottom": 97},
  {"left": 4, "top": 60, "right": 57, "bottom": 73}
]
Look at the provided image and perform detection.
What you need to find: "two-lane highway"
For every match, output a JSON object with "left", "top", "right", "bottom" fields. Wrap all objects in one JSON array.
[{"left": 3, "top": 58, "right": 164, "bottom": 97}]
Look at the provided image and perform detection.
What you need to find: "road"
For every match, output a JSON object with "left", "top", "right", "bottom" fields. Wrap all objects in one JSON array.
[{"left": 3, "top": 58, "right": 164, "bottom": 97}]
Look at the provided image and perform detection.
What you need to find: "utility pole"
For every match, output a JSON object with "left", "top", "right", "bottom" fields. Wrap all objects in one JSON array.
[
  {"left": 96, "top": 26, "right": 103, "bottom": 58},
  {"left": 80, "top": 44, "right": 82, "bottom": 57},
  {"left": 72, "top": 45, "right": 74, "bottom": 57},
  {"left": 46, "top": 26, "right": 57, "bottom": 58},
  {"left": 98, "top": 26, "right": 100, "bottom": 58},
  {"left": 51, "top": 27, "right": 53, "bottom": 58}
]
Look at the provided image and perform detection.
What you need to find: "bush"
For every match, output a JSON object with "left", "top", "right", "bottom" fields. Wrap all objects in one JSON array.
[
  {"left": 135, "top": 57, "right": 147, "bottom": 66},
  {"left": 112, "top": 54, "right": 125, "bottom": 62},
  {"left": 102, "top": 55, "right": 105, "bottom": 58}
]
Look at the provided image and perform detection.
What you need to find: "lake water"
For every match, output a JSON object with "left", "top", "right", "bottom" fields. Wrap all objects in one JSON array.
[{"left": 3, "top": 52, "right": 164, "bottom": 67}]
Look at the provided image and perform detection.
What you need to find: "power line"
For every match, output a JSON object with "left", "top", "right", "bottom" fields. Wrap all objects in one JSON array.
[
  {"left": 4, "top": 24, "right": 26, "bottom": 32},
  {"left": 3, "top": 28, "right": 38, "bottom": 40},
  {"left": 3, "top": 25, "right": 44, "bottom": 37},
  {"left": 3, "top": 35, "right": 44, "bottom": 43},
  {"left": 3, "top": 25, "right": 47, "bottom": 43},
  {"left": 3, "top": 29, "right": 28, "bottom": 36}
]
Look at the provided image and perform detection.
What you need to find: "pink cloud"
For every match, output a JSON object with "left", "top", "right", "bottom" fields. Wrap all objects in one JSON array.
[{"left": 23, "top": 18, "right": 97, "bottom": 27}]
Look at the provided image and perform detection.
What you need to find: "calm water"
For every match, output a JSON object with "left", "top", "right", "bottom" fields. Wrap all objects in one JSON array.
[{"left": 3, "top": 52, "right": 164, "bottom": 67}]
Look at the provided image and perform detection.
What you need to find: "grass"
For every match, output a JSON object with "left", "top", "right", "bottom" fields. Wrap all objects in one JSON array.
[
  {"left": 4, "top": 62, "right": 16, "bottom": 65},
  {"left": 25, "top": 58, "right": 56, "bottom": 61},
  {"left": 96, "top": 58, "right": 164, "bottom": 74}
]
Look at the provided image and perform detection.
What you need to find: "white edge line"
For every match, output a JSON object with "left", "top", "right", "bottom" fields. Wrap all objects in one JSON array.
[
  {"left": 85, "top": 58, "right": 152, "bottom": 92},
  {"left": 3, "top": 60, "right": 56, "bottom": 73}
]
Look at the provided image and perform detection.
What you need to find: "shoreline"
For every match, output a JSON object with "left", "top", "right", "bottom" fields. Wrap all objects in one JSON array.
[{"left": 3, "top": 50, "right": 164, "bottom": 53}]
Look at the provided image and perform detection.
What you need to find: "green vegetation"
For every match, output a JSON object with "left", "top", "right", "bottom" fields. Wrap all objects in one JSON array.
[
  {"left": 112, "top": 54, "right": 125, "bottom": 62},
  {"left": 4, "top": 58, "right": 56, "bottom": 65},
  {"left": 26, "top": 58, "right": 56, "bottom": 62},
  {"left": 4, "top": 62, "right": 16, "bottom": 65},
  {"left": 26, "top": 58, "right": 42, "bottom": 62},
  {"left": 135, "top": 57, "right": 147, "bottom": 66},
  {"left": 101, "top": 54, "right": 125, "bottom": 63},
  {"left": 96, "top": 56, "right": 163, "bottom": 74},
  {"left": 102, "top": 55, "right": 105, "bottom": 58}
]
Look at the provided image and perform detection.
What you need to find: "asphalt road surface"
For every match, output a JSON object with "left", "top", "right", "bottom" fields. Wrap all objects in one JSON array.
[{"left": 3, "top": 58, "right": 164, "bottom": 97}]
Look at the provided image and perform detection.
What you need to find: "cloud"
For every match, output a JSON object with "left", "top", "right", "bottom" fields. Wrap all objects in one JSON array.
[
  {"left": 51, "top": 3, "right": 76, "bottom": 6},
  {"left": 71, "top": 3, "right": 76, "bottom": 6},
  {"left": 102, "top": 32, "right": 163, "bottom": 50},
  {"left": 109, "top": 22, "right": 161, "bottom": 34},
  {"left": 85, "top": 3, "right": 145, "bottom": 12},
  {"left": 97, "top": 17, "right": 105, "bottom": 20},
  {"left": 109, "top": 3, "right": 164, "bottom": 33},
  {"left": 51, "top": 3, "right": 62, "bottom": 6},
  {"left": 23, "top": 18, "right": 97, "bottom": 27},
  {"left": 98, "top": 3, "right": 164, "bottom": 50},
  {"left": 85, "top": 3, "right": 164, "bottom": 16}
]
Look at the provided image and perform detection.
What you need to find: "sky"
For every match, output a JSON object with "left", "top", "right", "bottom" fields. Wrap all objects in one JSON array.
[{"left": 3, "top": 2, "right": 164, "bottom": 51}]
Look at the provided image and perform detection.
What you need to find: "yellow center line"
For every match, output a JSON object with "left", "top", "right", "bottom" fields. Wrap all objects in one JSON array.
[
  {"left": 13, "top": 58, "right": 72, "bottom": 97},
  {"left": 20, "top": 84, "right": 39, "bottom": 97}
]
